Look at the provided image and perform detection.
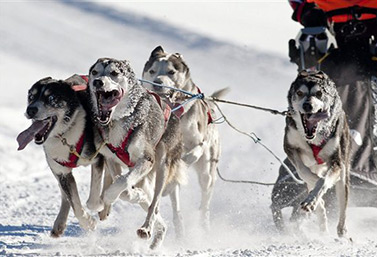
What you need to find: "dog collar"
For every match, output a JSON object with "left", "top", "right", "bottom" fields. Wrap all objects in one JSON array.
[{"left": 55, "top": 133, "right": 85, "bottom": 168}]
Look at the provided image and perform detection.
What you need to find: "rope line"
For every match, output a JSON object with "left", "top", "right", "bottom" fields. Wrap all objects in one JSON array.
[
  {"left": 212, "top": 101, "right": 305, "bottom": 185},
  {"left": 216, "top": 167, "right": 275, "bottom": 186}
]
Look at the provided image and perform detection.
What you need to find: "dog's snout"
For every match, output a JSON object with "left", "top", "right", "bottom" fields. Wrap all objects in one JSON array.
[
  {"left": 93, "top": 79, "right": 104, "bottom": 88},
  {"left": 27, "top": 106, "right": 38, "bottom": 118},
  {"left": 303, "top": 102, "right": 313, "bottom": 112}
]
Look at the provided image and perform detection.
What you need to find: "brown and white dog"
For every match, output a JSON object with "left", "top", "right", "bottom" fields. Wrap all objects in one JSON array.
[
  {"left": 284, "top": 70, "right": 351, "bottom": 238},
  {"left": 87, "top": 57, "right": 185, "bottom": 249},
  {"left": 142, "top": 46, "right": 228, "bottom": 230}
]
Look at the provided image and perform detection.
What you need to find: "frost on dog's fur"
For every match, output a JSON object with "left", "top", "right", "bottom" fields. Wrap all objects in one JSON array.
[
  {"left": 88, "top": 57, "right": 185, "bottom": 249},
  {"left": 284, "top": 70, "right": 351, "bottom": 239}
]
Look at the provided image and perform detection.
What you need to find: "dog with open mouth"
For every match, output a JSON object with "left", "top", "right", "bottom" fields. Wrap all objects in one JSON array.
[
  {"left": 17, "top": 75, "right": 107, "bottom": 237},
  {"left": 142, "top": 46, "right": 229, "bottom": 231},
  {"left": 284, "top": 70, "right": 351, "bottom": 239},
  {"left": 88, "top": 57, "right": 185, "bottom": 249}
]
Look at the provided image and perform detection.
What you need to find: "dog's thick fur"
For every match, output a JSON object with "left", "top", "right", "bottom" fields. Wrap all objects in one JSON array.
[
  {"left": 142, "top": 46, "right": 227, "bottom": 229},
  {"left": 17, "top": 75, "right": 105, "bottom": 237},
  {"left": 88, "top": 58, "right": 184, "bottom": 249},
  {"left": 284, "top": 70, "right": 350, "bottom": 238}
]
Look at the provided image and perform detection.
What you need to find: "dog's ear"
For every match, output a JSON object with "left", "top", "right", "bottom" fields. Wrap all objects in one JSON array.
[
  {"left": 173, "top": 53, "right": 183, "bottom": 60},
  {"left": 151, "top": 46, "right": 165, "bottom": 57},
  {"left": 38, "top": 77, "right": 53, "bottom": 84},
  {"left": 64, "top": 74, "right": 88, "bottom": 92},
  {"left": 298, "top": 70, "right": 309, "bottom": 78}
]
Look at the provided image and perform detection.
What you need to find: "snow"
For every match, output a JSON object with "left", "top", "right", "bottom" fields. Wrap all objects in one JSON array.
[{"left": 0, "top": 1, "right": 376, "bottom": 256}]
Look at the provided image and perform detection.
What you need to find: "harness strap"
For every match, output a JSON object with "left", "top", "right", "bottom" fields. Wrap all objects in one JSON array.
[
  {"left": 310, "top": 144, "right": 324, "bottom": 165},
  {"left": 102, "top": 91, "right": 171, "bottom": 167},
  {"left": 80, "top": 75, "right": 89, "bottom": 83},
  {"left": 196, "top": 87, "right": 213, "bottom": 124},
  {"left": 55, "top": 134, "right": 85, "bottom": 168},
  {"left": 148, "top": 90, "right": 171, "bottom": 125},
  {"left": 106, "top": 129, "right": 135, "bottom": 167}
]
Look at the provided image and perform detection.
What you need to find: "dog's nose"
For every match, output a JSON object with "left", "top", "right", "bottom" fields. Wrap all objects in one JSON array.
[
  {"left": 93, "top": 79, "right": 104, "bottom": 88},
  {"left": 303, "top": 102, "right": 313, "bottom": 112},
  {"left": 26, "top": 106, "right": 38, "bottom": 118}
]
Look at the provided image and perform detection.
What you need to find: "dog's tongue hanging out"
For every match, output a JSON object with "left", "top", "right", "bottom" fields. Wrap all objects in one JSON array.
[{"left": 16, "top": 120, "right": 50, "bottom": 150}]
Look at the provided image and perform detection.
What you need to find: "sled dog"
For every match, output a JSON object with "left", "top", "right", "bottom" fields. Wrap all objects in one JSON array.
[
  {"left": 88, "top": 57, "right": 184, "bottom": 249},
  {"left": 142, "top": 46, "right": 228, "bottom": 229},
  {"left": 17, "top": 75, "right": 105, "bottom": 237},
  {"left": 284, "top": 70, "right": 350, "bottom": 238}
]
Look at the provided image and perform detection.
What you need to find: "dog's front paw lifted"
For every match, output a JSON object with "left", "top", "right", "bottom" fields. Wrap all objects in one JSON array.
[
  {"left": 137, "top": 227, "right": 151, "bottom": 240},
  {"left": 301, "top": 196, "right": 318, "bottom": 212}
]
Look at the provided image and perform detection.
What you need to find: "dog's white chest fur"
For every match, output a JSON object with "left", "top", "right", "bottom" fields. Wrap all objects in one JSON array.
[{"left": 287, "top": 126, "right": 338, "bottom": 175}]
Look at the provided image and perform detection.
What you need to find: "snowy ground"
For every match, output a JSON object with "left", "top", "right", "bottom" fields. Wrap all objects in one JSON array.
[{"left": 0, "top": 1, "right": 377, "bottom": 256}]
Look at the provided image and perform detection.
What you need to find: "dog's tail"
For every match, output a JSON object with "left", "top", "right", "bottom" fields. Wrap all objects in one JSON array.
[{"left": 209, "top": 87, "right": 230, "bottom": 100}]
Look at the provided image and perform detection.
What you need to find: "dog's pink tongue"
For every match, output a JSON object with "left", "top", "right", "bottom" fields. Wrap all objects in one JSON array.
[
  {"left": 16, "top": 120, "right": 49, "bottom": 150},
  {"left": 308, "top": 111, "right": 329, "bottom": 122}
]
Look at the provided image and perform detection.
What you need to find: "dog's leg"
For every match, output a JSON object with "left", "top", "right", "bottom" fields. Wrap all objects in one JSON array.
[
  {"left": 301, "top": 164, "right": 342, "bottom": 213},
  {"left": 149, "top": 214, "right": 167, "bottom": 250},
  {"left": 51, "top": 188, "right": 71, "bottom": 237},
  {"left": 315, "top": 198, "right": 329, "bottom": 233},
  {"left": 194, "top": 150, "right": 218, "bottom": 231},
  {"left": 335, "top": 169, "right": 349, "bottom": 238},
  {"left": 169, "top": 184, "right": 184, "bottom": 239},
  {"left": 57, "top": 173, "right": 97, "bottom": 231},
  {"left": 98, "top": 160, "right": 122, "bottom": 220},
  {"left": 86, "top": 159, "right": 105, "bottom": 212},
  {"left": 98, "top": 167, "right": 113, "bottom": 220},
  {"left": 137, "top": 143, "right": 168, "bottom": 240},
  {"left": 103, "top": 157, "right": 153, "bottom": 205}
]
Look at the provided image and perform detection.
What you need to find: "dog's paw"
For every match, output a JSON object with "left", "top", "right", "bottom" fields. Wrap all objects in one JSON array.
[
  {"left": 137, "top": 227, "right": 151, "bottom": 240},
  {"left": 79, "top": 213, "right": 97, "bottom": 231},
  {"left": 86, "top": 198, "right": 105, "bottom": 212},
  {"left": 50, "top": 225, "right": 65, "bottom": 238},
  {"left": 98, "top": 204, "right": 111, "bottom": 221},
  {"left": 301, "top": 197, "right": 318, "bottom": 212}
]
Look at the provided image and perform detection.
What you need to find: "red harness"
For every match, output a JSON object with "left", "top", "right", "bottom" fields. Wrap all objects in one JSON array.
[
  {"left": 106, "top": 129, "right": 135, "bottom": 167},
  {"left": 55, "top": 134, "right": 85, "bottom": 168},
  {"left": 173, "top": 86, "right": 213, "bottom": 124},
  {"left": 103, "top": 91, "right": 171, "bottom": 167},
  {"left": 196, "top": 87, "right": 213, "bottom": 124},
  {"left": 310, "top": 141, "right": 326, "bottom": 165}
]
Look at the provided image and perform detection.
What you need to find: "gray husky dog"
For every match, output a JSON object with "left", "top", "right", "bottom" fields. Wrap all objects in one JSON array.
[
  {"left": 17, "top": 75, "right": 104, "bottom": 237},
  {"left": 142, "top": 46, "right": 228, "bottom": 230},
  {"left": 284, "top": 70, "right": 350, "bottom": 238},
  {"left": 88, "top": 57, "right": 185, "bottom": 249}
]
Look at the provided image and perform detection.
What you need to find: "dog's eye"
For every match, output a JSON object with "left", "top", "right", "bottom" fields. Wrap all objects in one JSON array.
[
  {"left": 91, "top": 70, "right": 98, "bottom": 76},
  {"left": 48, "top": 95, "right": 56, "bottom": 105},
  {"left": 110, "top": 71, "right": 119, "bottom": 77},
  {"left": 149, "top": 70, "right": 155, "bottom": 75},
  {"left": 28, "top": 94, "right": 34, "bottom": 102},
  {"left": 296, "top": 90, "right": 304, "bottom": 97},
  {"left": 315, "top": 91, "right": 322, "bottom": 98},
  {"left": 168, "top": 70, "right": 175, "bottom": 75}
]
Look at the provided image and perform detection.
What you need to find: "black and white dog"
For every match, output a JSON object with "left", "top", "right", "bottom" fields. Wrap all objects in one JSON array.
[
  {"left": 17, "top": 75, "right": 105, "bottom": 237},
  {"left": 87, "top": 58, "right": 185, "bottom": 249},
  {"left": 142, "top": 46, "right": 228, "bottom": 230},
  {"left": 284, "top": 70, "right": 350, "bottom": 238}
]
